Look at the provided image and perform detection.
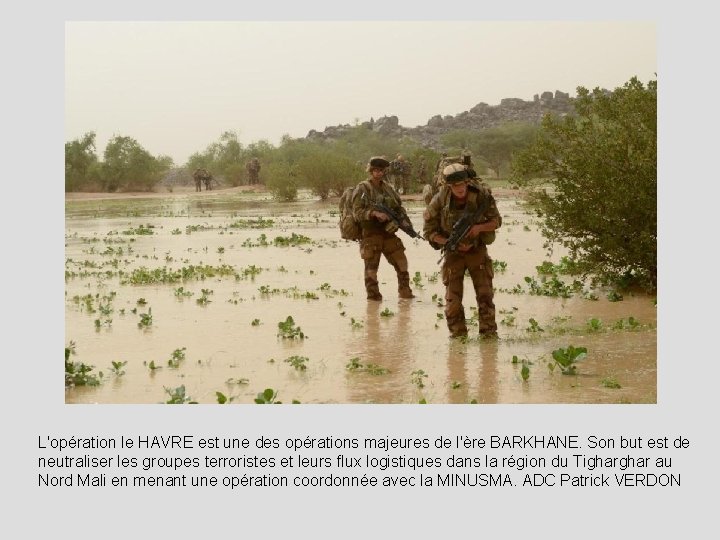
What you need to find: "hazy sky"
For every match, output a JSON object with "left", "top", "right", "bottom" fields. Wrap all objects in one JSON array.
[{"left": 65, "top": 21, "right": 656, "bottom": 165}]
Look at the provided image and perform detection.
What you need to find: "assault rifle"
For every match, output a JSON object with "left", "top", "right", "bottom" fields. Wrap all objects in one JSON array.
[
  {"left": 437, "top": 197, "right": 492, "bottom": 264},
  {"left": 362, "top": 193, "right": 425, "bottom": 240}
]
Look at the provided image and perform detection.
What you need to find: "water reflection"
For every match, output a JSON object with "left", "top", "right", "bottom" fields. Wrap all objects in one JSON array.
[
  {"left": 343, "top": 300, "right": 417, "bottom": 403},
  {"left": 445, "top": 339, "right": 499, "bottom": 404}
]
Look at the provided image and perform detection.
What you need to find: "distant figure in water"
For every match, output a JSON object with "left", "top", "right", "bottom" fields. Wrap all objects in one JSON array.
[
  {"left": 192, "top": 168, "right": 213, "bottom": 191},
  {"left": 192, "top": 168, "right": 203, "bottom": 192},
  {"left": 246, "top": 157, "right": 261, "bottom": 185}
]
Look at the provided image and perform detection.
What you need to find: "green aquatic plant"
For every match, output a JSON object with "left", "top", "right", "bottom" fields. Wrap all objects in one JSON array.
[
  {"left": 350, "top": 318, "right": 364, "bottom": 329},
  {"left": 65, "top": 342, "right": 102, "bottom": 387},
  {"left": 346, "top": 357, "right": 363, "bottom": 371},
  {"left": 601, "top": 377, "right": 622, "bottom": 389},
  {"left": 411, "top": 370, "right": 428, "bottom": 389},
  {"left": 167, "top": 347, "right": 187, "bottom": 368},
  {"left": 137, "top": 308, "right": 153, "bottom": 328},
  {"left": 511, "top": 355, "right": 533, "bottom": 381},
  {"left": 216, "top": 391, "right": 235, "bottom": 404},
  {"left": 273, "top": 233, "right": 312, "bottom": 247},
  {"left": 145, "top": 360, "right": 162, "bottom": 371},
  {"left": 109, "top": 361, "right": 127, "bottom": 376},
  {"left": 277, "top": 316, "right": 306, "bottom": 339},
  {"left": 164, "top": 385, "right": 197, "bottom": 404},
  {"left": 284, "top": 355, "right": 309, "bottom": 371},
  {"left": 254, "top": 388, "right": 281, "bottom": 404},
  {"left": 241, "top": 265, "right": 263, "bottom": 278},
  {"left": 121, "top": 224, "right": 155, "bottom": 235},
  {"left": 229, "top": 217, "right": 275, "bottom": 229},
  {"left": 174, "top": 286, "right": 193, "bottom": 297},
  {"left": 196, "top": 289, "right": 213, "bottom": 305},
  {"left": 586, "top": 318, "right": 603, "bottom": 332},
  {"left": 365, "top": 363, "right": 390, "bottom": 375},
  {"left": 549, "top": 346, "right": 587, "bottom": 375},
  {"left": 521, "top": 363, "right": 530, "bottom": 381},
  {"left": 123, "top": 264, "right": 236, "bottom": 285},
  {"left": 613, "top": 316, "right": 641, "bottom": 330},
  {"left": 526, "top": 318, "right": 544, "bottom": 333},
  {"left": 345, "top": 358, "right": 389, "bottom": 375},
  {"left": 492, "top": 260, "right": 508, "bottom": 273}
]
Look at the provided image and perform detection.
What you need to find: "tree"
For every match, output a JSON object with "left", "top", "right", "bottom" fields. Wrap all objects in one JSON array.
[
  {"left": 294, "top": 147, "right": 360, "bottom": 199},
  {"left": 512, "top": 77, "right": 657, "bottom": 291},
  {"left": 65, "top": 132, "right": 98, "bottom": 191},
  {"left": 264, "top": 161, "right": 298, "bottom": 202},
  {"left": 439, "top": 129, "right": 477, "bottom": 154},
  {"left": 477, "top": 123, "right": 538, "bottom": 177},
  {"left": 440, "top": 123, "right": 538, "bottom": 177},
  {"left": 101, "top": 136, "right": 169, "bottom": 192}
]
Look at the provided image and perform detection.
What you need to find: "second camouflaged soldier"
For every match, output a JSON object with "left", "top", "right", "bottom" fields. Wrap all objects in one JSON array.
[
  {"left": 351, "top": 156, "right": 415, "bottom": 301},
  {"left": 423, "top": 163, "right": 501, "bottom": 338}
]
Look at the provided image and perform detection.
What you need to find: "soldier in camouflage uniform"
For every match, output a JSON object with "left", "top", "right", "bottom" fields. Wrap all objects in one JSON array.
[
  {"left": 192, "top": 168, "right": 203, "bottom": 192},
  {"left": 202, "top": 168, "right": 213, "bottom": 191},
  {"left": 417, "top": 156, "right": 427, "bottom": 186},
  {"left": 423, "top": 163, "right": 501, "bottom": 338},
  {"left": 351, "top": 156, "right": 415, "bottom": 301},
  {"left": 395, "top": 154, "right": 412, "bottom": 194},
  {"left": 246, "top": 157, "right": 261, "bottom": 185}
]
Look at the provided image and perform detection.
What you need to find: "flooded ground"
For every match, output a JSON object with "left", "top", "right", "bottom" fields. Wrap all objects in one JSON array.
[{"left": 65, "top": 186, "right": 656, "bottom": 404}]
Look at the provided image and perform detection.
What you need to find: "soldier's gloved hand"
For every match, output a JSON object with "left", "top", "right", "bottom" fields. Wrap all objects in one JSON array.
[{"left": 385, "top": 221, "right": 399, "bottom": 234}]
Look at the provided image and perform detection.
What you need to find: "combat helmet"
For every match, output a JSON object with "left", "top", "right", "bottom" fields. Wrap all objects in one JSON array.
[
  {"left": 442, "top": 163, "right": 469, "bottom": 184},
  {"left": 366, "top": 156, "right": 390, "bottom": 172}
]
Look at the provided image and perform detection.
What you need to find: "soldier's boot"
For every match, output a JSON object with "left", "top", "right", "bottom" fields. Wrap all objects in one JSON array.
[
  {"left": 365, "top": 279, "right": 382, "bottom": 301},
  {"left": 448, "top": 325, "right": 468, "bottom": 338},
  {"left": 397, "top": 271, "right": 415, "bottom": 299},
  {"left": 449, "top": 325, "right": 468, "bottom": 339},
  {"left": 367, "top": 290, "right": 383, "bottom": 301},
  {"left": 446, "top": 308, "right": 467, "bottom": 338},
  {"left": 477, "top": 295, "right": 498, "bottom": 338}
]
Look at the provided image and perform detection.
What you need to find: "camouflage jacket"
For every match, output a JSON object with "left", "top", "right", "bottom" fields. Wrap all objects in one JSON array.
[
  {"left": 351, "top": 179, "right": 409, "bottom": 236},
  {"left": 423, "top": 182, "right": 501, "bottom": 248},
  {"left": 389, "top": 160, "right": 411, "bottom": 175}
]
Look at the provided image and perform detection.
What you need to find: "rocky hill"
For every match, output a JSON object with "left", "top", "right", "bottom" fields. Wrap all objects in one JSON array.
[{"left": 306, "top": 90, "right": 576, "bottom": 149}]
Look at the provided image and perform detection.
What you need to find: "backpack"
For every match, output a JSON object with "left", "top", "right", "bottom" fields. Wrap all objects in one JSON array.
[{"left": 338, "top": 182, "right": 369, "bottom": 241}]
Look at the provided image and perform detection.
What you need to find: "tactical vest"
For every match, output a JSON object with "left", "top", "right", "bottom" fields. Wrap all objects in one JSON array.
[
  {"left": 360, "top": 181, "right": 403, "bottom": 235},
  {"left": 439, "top": 184, "right": 496, "bottom": 246}
]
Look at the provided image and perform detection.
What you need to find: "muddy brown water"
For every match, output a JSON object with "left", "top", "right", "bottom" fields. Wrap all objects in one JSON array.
[{"left": 65, "top": 189, "right": 656, "bottom": 404}]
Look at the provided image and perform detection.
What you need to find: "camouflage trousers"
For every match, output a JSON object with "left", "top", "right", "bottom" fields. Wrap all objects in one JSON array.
[
  {"left": 396, "top": 174, "right": 411, "bottom": 194},
  {"left": 441, "top": 246, "right": 496, "bottom": 337},
  {"left": 359, "top": 233, "right": 412, "bottom": 299}
]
